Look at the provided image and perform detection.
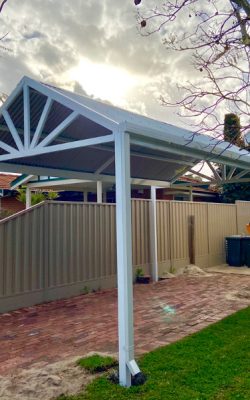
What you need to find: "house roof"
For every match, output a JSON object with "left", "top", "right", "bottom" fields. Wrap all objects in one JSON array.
[{"left": 0, "top": 173, "right": 19, "bottom": 190}]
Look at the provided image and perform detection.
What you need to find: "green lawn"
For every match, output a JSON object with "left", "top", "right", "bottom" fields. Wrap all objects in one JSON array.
[
  {"left": 77, "top": 354, "right": 117, "bottom": 373},
  {"left": 59, "top": 307, "right": 250, "bottom": 400}
]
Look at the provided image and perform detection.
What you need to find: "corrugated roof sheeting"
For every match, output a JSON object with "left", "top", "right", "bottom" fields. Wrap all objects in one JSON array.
[
  {"left": 6, "top": 146, "right": 115, "bottom": 175},
  {"left": 4, "top": 144, "right": 187, "bottom": 181},
  {"left": 49, "top": 114, "right": 112, "bottom": 146},
  {"left": 0, "top": 116, "right": 18, "bottom": 152},
  {"left": 7, "top": 90, "right": 24, "bottom": 134},
  {"left": 40, "top": 100, "right": 73, "bottom": 140},
  {"left": 29, "top": 89, "right": 47, "bottom": 138}
]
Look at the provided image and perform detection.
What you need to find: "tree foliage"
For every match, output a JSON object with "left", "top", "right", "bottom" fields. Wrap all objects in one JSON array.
[
  {"left": 221, "top": 112, "right": 250, "bottom": 202},
  {"left": 135, "top": 1, "right": 250, "bottom": 141},
  {"left": 17, "top": 189, "right": 59, "bottom": 206},
  {"left": 223, "top": 113, "right": 245, "bottom": 147}
]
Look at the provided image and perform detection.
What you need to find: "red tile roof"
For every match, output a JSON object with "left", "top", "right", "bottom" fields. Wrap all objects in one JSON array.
[{"left": 0, "top": 173, "right": 20, "bottom": 190}]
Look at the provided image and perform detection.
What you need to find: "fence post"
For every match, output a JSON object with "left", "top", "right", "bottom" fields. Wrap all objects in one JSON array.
[{"left": 188, "top": 215, "right": 195, "bottom": 265}]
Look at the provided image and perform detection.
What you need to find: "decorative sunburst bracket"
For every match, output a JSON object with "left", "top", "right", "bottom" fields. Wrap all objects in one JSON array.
[{"left": 0, "top": 76, "right": 117, "bottom": 181}]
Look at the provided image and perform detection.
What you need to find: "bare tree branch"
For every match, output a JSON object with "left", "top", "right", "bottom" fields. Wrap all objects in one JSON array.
[
  {"left": 135, "top": 0, "right": 250, "bottom": 142},
  {"left": 0, "top": 0, "right": 8, "bottom": 14}
]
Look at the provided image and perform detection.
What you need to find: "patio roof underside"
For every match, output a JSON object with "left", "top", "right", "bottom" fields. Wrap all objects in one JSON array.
[{"left": 1, "top": 77, "right": 250, "bottom": 184}]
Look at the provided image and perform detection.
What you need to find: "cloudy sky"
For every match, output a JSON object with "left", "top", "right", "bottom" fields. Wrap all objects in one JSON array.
[{"left": 0, "top": 0, "right": 195, "bottom": 127}]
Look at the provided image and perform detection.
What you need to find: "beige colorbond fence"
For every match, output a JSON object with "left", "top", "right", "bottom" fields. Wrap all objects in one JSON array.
[
  {"left": 236, "top": 201, "right": 250, "bottom": 234},
  {"left": 0, "top": 199, "right": 250, "bottom": 313},
  {"left": 156, "top": 201, "right": 238, "bottom": 276}
]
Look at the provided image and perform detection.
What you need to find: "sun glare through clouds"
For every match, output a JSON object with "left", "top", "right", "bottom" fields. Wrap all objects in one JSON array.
[{"left": 69, "top": 58, "right": 140, "bottom": 106}]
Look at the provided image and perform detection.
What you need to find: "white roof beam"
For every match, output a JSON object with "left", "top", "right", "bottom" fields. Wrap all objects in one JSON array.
[
  {"left": 170, "top": 165, "right": 195, "bottom": 184},
  {"left": 227, "top": 167, "right": 236, "bottom": 180},
  {"left": 26, "top": 178, "right": 91, "bottom": 189},
  {"left": 186, "top": 168, "right": 213, "bottom": 182},
  {"left": 206, "top": 161, "right": 222, "bottom": 182},
  {"left": 25, "top": 76, "right": 118, "bottom": 131},
  {"left": 0, "top": 141, "right": 19, "bottom": 154},
  {"left": 95, "top": 155, "right": 115, "bottom": 174},
  {"left": 30, "top": 97, "right": 53, "bottom": 149},
  {"left": 0, "top": 77, "right": 25, "bottom": 114},
  {"left": 0, "top": 133, "right": 115, "bottom": 162},
  {"left": 2, "top": 110, "right": 24, "bottom": 151},
  {"left": 233, "top": 169, "right": 250, "bottom": 180},
  {"left": 221, "top": 164, "right": 227, "bottom": 181},
  {"left": 37, "top": 111, "right": 79, "bottom": 148}
]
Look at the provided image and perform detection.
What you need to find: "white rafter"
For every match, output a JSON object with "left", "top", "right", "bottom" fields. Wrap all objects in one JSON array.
[
  {"left": 2, "top": 110, "right": 24, "bottom": 151},
  {"left": 37, "top": 111, "right": 79, "bottom": 148},
  {"left": 206, "top": 161, "right": 222, "bottom": 182},
  {"left": 227, "top": 167, "right": 236, "bottom": 180},
  {"left": 0, "top": 141, "right": 18, "bottom": 154},
  {"left": 95, "top": 155, "right": 115, "bottom": 174},
  {"left": 187, "top": 168, "right": 213, "bottom": 182},
  {"left": 171, "top": 165, "right": 195, "bottom": 184},
  {"left": 23, "top": 84, "right": 30, "bottom": 150},
  {"left": 30, "top": 97, "right": 53, "bottom": 149},
  {"left": 233, "top": 169, "right": 250, "bottom": 180},
  {"left": 0, "top": 133, "right": 115, "bottom": 162},
  {"left": 25, "top": 76, "right": 118, "bottom": 131}
]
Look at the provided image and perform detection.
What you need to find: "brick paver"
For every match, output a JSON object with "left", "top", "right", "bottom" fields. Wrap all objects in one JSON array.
[{"left": 0, "top": 274, "right": 249, "bottom": 376}]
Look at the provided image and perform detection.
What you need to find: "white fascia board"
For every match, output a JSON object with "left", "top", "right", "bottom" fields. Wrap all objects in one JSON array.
[
  {"left": 0, "top": 77, "right": 26, "bottom": 115},
  {"left": 130, "top": 179, "right": 170, "bottom": 187},
  {"left": 26, "top": 178, "right": 90, "bottom": 188},
  {"left": 0, "top": 134, "right": 115, "bottom": 162},
  {"left": 125, "top": 121, "right": 250, "bottom": 169},
  {"left": 23, "top": 76, "right": 118, "bottom": 132}
]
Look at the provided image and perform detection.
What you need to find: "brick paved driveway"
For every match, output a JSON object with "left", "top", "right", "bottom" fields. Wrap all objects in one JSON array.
[{"left": 0, "top": 274, "right": 249, "bottom": 376}]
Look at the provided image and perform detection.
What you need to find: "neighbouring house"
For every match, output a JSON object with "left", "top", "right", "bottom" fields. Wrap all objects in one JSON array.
[
  {"left": 11, "top": 174, "right": 219, "bottom": 205},
  {"left": 0, "top": 173, "right": 25, "bottom": 217}
]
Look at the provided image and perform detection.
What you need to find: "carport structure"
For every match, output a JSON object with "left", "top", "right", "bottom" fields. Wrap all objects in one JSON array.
[{"left": 1, "top": 76, "right": 250, "bottom": 387}]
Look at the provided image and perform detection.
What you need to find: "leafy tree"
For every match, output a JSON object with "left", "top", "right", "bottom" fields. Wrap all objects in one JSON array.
[
  {"left": 221, "top": 113, "right": 250, "bottom": 202},
  {"left": 17, "top": 189, "right": 59, "bottom": 206},
  {"left": 134, "top": 1, "right": 250, "bottom": 140},
  {"left": 223, "top": 113, "right": 244, "bottom": 147}
]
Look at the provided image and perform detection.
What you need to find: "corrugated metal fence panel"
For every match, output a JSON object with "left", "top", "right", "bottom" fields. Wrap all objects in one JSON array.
[
  {"left": 208, "top": 203, "right": 237, "bottom": 266},
  {"left": 47, "top": 202, "right": 117, "bottom": 288},
  {"left": 169, "top": 201, "right": 209, "bottom": 270},
  {"left": 156, "top": 201, "right": 171, "bottom": 274},
  {"left": 0, "top": 203, "right": 45, "bottom": 298},
  {"left": 0, "top": 199, "right": 244, "bottom": 313},
  {"left": 236, "top": 201, "right": 250, "bottom": 235},
  {"left": 131, "top": 199, "right": 151, "bottom": 271}
]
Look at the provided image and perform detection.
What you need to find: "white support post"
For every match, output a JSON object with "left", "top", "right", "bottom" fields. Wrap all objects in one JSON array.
[
  {"left": 26, "top": 187, "right": 31, "bottom": 209},
  {"left": 150, "top": 186, "right": 158, "bottom": 282},
  {"left": 189, "top": 189, "right": 193, "bottom": 202},
  {"left": 84, "top": 190, "right": 88, "bottom": 203},
  {"left": 103, "top": 190, "right": 107, "bottom": 203},
  {"left": 97, "top": 181, "right": 102, "bottom": 203},
  {"left": 115, "top": 129, "right": 139, "bottom": 387}
]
